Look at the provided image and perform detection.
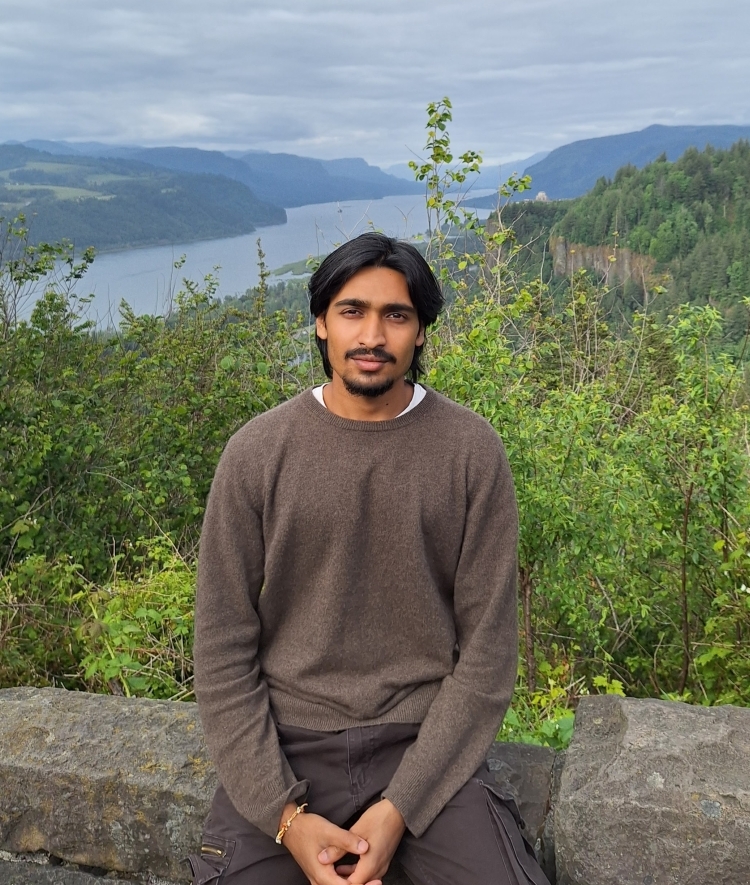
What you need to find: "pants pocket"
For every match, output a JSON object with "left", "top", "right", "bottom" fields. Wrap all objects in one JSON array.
[
  {"left": 478, "top": 780, "right": 551, "bottom": 885},
  {"left": 187, "top": 833, "right": 236, "bottom": 885}
]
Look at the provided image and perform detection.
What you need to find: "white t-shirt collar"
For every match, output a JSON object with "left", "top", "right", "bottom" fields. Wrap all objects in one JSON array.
[{"left": 312, "top": 383, "right": 426, "bottom": 417}]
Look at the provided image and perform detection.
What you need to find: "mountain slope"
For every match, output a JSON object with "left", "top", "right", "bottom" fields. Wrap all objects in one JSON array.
[
  {"left": 0, "top": 145, "right": 285, "bottom": 251},
  {"left": 548, "top": 141, "right": 750, "bottom": 344},
  {"left": 466, "top": 125, "right": 750, "bottom": 208},
  {"left": 525, "top": 124, "right": 750, "bottom": 200},
  {"left": 119, "top": 146, "right": 272, "bottom": 198},
  {"left": 385, "top": 151, "right": 550, "bottom": 193},
  {"left": 235, "top": 150, "right": 421, "bottom": 207}
]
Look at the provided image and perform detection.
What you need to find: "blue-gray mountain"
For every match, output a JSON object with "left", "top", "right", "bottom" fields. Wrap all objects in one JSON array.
[
  {"left": 13, "top": 140, "right": 422, "bottom": 208},
  {"left": 467, "top": 124, "right": 750, "bottom": 206}
]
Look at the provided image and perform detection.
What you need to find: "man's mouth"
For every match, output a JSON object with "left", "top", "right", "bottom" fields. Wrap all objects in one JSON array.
[
  {"left": 346, "top": 349, "right": 395, "bottom": 371},
  {"left": 351, "top": 358, "right": 387, "bottom": 371}
]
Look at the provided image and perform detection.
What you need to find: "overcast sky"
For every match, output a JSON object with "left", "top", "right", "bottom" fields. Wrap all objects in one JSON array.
[{"left": 1, "top": 0, "right": 748, "bottom": 167}]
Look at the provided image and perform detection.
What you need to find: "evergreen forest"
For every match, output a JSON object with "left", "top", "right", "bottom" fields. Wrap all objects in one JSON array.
[
  {"left": 501, "top": 142, "right": 750, "bottom": 352},
  {"left": 1, "top": 102, "right": 749, "bottom": 748}
]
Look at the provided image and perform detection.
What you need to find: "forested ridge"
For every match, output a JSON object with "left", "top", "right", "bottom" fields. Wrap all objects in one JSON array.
[
  {"left": 527, "top": 142, "right": 750, "bottom": 343},
  {"left": 2, "top": 103, "right": 749, "bottom": 747}
]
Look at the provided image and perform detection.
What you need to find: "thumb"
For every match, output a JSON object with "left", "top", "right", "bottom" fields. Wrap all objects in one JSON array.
[{"left": 318, "top": 831, "right": 369, "bottom": 865}]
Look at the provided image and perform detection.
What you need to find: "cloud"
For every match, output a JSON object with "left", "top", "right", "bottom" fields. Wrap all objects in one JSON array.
[{"left": 0, "top": 0, "right": 748, "bottom": 165}]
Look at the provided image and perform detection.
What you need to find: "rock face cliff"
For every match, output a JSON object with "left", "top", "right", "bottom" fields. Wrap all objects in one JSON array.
[{"left": 550, "top": 236, "right": 658, "bottom": 292}]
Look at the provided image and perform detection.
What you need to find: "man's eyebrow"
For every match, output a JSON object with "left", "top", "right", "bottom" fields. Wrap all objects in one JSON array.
[{"left": 332, "top": 297, "right": 416, "bottom": 313}]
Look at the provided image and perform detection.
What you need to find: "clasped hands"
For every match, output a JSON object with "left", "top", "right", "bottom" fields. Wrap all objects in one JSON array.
[{"left": 279, "top": 797, "right": 406, "bottom": 885}]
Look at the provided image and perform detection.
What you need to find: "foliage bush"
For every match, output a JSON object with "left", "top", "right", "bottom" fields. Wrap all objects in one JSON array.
[{"left": 76, "top": 540, "right": 195, "bottom": 699}]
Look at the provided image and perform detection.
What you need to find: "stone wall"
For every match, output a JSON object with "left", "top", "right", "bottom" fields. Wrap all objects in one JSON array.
[{"left": 1, "top": 688, "right": 748, "bottom": 885}]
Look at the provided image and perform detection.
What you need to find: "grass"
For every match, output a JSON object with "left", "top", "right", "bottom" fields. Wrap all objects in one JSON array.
[
  {"left": 272, "top": 257, "right": 317, "bottom": 277},
  {"left": 0, "top": 162, "right": 145, "bottom": 199},
  {"left": 2, "top": 183, "right": 102, "bottom": 200},
  {"left": 22, "top": 161, "right": 86, "bottom": 174},
  {"left": 86, "top": 174, "right": 135, "bottom": 185}
]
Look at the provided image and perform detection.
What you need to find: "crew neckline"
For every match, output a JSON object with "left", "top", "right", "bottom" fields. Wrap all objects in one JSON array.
[
  {"left": 313, "top": 382, "right": 426, "bottom": 417},
  {"left": 302, "top": 386, "right": 435, "bottom": 432}
]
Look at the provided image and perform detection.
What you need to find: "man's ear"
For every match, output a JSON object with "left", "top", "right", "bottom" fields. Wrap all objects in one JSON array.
[
  {"left": 415, "top": 323, "right": 425, "bottom": 347},
  {"left": 315, "top": 313, "right": 328, "bottom": 340}
]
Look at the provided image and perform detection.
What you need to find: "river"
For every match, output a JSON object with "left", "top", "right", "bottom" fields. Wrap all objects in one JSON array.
[{"left": 75, "top": 191, "right": 494, "bottom": 322}]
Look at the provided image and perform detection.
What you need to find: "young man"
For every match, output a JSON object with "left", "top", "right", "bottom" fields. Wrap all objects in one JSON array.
[{"left": 191, "top": 233, "right": 550, "bottom": 885}]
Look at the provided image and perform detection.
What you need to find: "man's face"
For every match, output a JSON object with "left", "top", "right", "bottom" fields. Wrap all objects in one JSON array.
[{"left": 315, "top": 266, "right": 425, "bottom": 398}]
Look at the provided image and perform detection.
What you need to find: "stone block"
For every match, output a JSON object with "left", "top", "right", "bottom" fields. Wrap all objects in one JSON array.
[
  {"left": 487, "top": 741, "right": 557, "bottom": 880},
  {"left": 0, "top": 688, "right": 215, "bottom": 881},
  {"left": 554, "top": 695, "right": 750, "bottom": 885},
  {"left": 486, "top": 741, "right": 557, "bottom": 843}
]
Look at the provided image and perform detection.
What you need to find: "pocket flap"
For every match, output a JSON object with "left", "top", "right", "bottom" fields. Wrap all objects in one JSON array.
[{"left": 187, "top": 834, "right": 236, "bottom": 885}]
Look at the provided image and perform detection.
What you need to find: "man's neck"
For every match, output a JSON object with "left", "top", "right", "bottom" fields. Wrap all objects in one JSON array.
[{"left": 322, "top": 376, "right": 414, "bottom": 421}]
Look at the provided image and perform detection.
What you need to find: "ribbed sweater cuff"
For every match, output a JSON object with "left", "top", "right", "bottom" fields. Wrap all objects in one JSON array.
[
  {"left": 382, "top": 777, "right": 439, "bottom": 839},
  {"left": 239, "top": 776, "right": 310, "bottom": 839}
]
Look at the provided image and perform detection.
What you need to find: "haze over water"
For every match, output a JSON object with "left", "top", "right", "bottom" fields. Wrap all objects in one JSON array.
[{"left": 79, "top": 192, "right": 493, "bottom": 324}]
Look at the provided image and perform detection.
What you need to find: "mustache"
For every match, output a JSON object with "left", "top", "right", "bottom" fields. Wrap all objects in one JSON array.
[{"left": 345, "top": 347, "right": 396, "bottom": 363}]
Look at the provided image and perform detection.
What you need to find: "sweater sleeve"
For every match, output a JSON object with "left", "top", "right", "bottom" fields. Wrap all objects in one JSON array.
[
  {"left": 382, "top": 431, "right": 519, "bottom": 837},
  {"left": 193, "top": 434, "right": 309, "bottom": 838}
]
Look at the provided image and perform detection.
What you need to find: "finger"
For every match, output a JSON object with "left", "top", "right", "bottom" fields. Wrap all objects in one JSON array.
[
  {"left": 318, "top": 846, "right": 348, "bottom": 865},
  {"left": 316, "top": 863, "right": 351, "bottom": 885},
  {"left": 336, "top": 867, "right": 380, "bottom": 884},
  {"left": 319, "top": 834, "right": 369, "bottom": 865},
  {"left": 346, "top": 859, "right": 383, "bottom": 885}
]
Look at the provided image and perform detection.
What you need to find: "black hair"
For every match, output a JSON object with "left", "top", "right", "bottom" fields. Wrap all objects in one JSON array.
[{"left": 308, "top": 232, "right": 444, "bottom": 382}]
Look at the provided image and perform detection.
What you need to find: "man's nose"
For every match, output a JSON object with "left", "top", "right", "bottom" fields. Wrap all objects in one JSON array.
[{"left": 358, "top": 314, "right": 387, "bottom": 347}]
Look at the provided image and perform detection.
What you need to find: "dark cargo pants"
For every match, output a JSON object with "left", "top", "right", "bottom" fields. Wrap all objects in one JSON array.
[{"left": 189, "top": 722, "right": 550, "bottom": 885}]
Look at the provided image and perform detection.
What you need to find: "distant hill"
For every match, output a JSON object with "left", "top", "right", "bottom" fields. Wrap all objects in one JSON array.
[
  {"left": 322, "top": 157, "right": 408, "bottom": 184},
  {"left": 234, "top": 151, "right": 422, "bottom": 207},
  {"left": 0, "top": 145, "right": 285, "bottom": 251},
  {"left": 467, "top": 125, "right": 750, "bottom": 207},
  {"left": 13, "top": 140, "right": 421, "bottom": 209},
  {"left": 11, "top": 139, "right": 83, "bottom": 156}
]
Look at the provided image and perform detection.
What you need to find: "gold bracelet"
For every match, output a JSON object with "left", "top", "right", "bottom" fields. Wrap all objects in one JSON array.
[{"left": 275, "top": 803, "right": 308, "bottom": 844}]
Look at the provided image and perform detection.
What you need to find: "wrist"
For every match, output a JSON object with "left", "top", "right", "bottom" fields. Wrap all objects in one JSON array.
[
  {"left": 276, "top": 802, "right": 308, "bottom": 845},
  {"left": 379, "top": 798, "right": 406, "bottom": 831},
  {"left": 278, "top": 802, "right": 298, "bottom": 831}
]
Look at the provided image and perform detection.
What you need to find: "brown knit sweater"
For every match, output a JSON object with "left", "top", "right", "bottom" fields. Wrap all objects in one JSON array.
[{"left": 194, "top": 387, "right": 518, "bottom": 839}]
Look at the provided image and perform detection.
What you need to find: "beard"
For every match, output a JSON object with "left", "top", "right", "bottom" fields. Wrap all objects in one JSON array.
[
  {"left": 342, "top": 375, "right": 395, "bottom": 398},
  {"left": 341, "top": 346, "right": 397, "bottom": 398}
]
